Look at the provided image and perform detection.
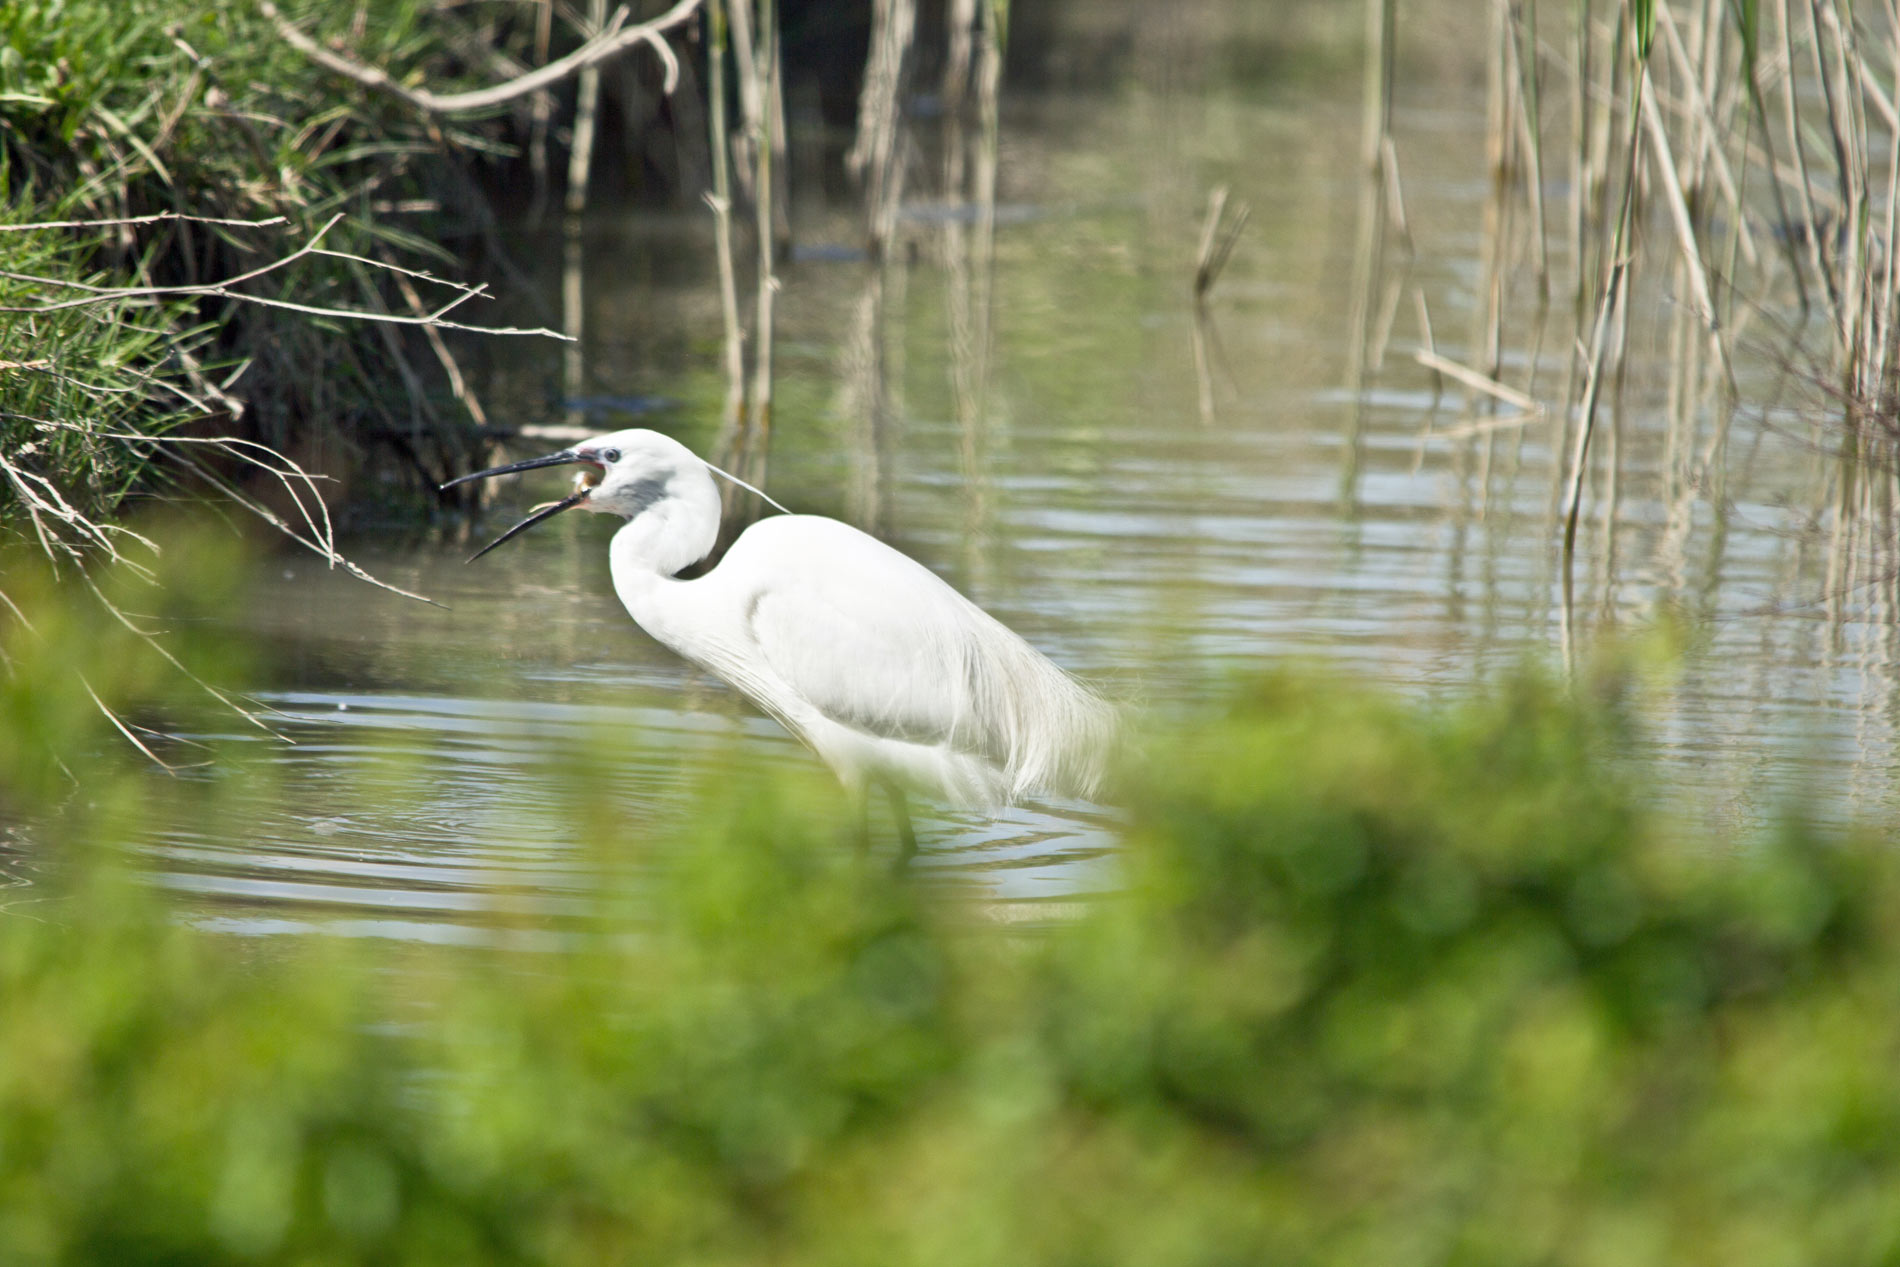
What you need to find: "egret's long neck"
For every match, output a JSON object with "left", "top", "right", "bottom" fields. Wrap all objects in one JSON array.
[{"left": 606, "top": 462, "right": 722, "bottom": 627}]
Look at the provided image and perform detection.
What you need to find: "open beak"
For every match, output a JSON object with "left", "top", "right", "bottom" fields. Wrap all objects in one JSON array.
[
  {"left": 442, "top": 449, "right": 596, "bottom": 562},
  {"left": 464, "top": 488, "right": 591, "bottom": 561},
  {"left": 441, "top": 448, "right": 587, "bottom": 490}
]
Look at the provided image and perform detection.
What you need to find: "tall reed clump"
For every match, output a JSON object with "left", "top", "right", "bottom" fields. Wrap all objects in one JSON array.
[
  {"left": 5, "top": 530, "right": 1900, "bottom": 1264},
  {"left": 1374, "top": 0, "right": 1900, "bottom": 612}
]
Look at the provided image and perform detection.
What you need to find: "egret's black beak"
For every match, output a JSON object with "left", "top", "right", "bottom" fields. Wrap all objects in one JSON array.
[
  {"left": 464, "top": 489, "right": 590, "bottom": 561},
  {"left": 440, "top": 449, "right": 586, "bottom": 490},
  {"left": 443, "top": 449, "right": 593, "bottom": 562}
]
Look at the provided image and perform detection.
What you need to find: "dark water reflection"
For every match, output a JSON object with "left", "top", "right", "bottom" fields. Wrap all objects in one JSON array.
[{"left": 149, "top": 21, "right": 1900, "bottom": 939}]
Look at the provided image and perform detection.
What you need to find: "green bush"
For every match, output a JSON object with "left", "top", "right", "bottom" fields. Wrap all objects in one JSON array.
[{"left": 3, "top": 538, "right": 1899, "bottom": 1265}]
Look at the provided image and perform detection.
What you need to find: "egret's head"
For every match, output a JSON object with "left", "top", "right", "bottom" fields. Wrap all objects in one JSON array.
[{"left": 442, "top": 428, "right": 701, "bottom": 560}]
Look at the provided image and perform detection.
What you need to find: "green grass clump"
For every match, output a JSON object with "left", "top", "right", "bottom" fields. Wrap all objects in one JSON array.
[
  {"left": 0, "top": 199, "right": 200, "bottom": 531},
  {"left": 5, "top": 538, "right": 1900, "bottom": 1265},
  {"left": 0, "top": 0, "right": 517, "bottom": 533}
]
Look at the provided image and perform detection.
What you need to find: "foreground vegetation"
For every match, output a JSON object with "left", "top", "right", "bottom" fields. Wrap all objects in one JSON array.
[{"left": 3, "top": 531, "right": 1897, "bottom": 1265}]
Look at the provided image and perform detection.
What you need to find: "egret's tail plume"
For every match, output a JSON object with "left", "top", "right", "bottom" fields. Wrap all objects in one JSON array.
[
  {"left": 956, "top": 623, "right": 1120, "bottom": 807},
  {"left": 1012, "top": 674, "right": 1120, "bottom": 804}
]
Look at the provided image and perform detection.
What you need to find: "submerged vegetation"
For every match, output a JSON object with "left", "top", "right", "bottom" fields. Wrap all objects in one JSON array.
[{"left": 6, "top": 534, "right": 1900, "bottom": 1264}]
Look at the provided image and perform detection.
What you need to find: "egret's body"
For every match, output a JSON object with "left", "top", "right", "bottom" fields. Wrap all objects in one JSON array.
[{"left": 446, "top": 429, "right": 1117, "bottom": 829}]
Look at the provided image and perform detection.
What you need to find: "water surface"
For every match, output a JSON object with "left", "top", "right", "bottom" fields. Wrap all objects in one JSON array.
[{"left": 152, "top": 16, "right": 1900, "bottom": 940}]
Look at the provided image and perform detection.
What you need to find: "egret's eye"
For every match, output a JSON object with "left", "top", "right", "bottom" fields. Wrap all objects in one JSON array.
[{"left": 599, "top": 447, "right": 621, "bottom": 464}]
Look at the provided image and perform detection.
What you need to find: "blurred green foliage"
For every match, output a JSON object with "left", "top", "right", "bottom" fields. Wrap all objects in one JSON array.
[{"left": 5, "top": 536, "right": 1900, "bottom": 1265}]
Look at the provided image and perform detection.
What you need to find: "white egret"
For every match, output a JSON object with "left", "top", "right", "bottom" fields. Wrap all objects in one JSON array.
[{"left": 443, "top": 428, "right": 1117, "bottom": 855}]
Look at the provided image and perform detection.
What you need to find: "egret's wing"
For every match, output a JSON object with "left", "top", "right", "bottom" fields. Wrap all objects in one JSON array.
[
  {"left": 743, "top": 525, "right": 1000, "bottom": 755},
  {"left": 717, "top": 516, "right": 1116, "bottom": 804}
]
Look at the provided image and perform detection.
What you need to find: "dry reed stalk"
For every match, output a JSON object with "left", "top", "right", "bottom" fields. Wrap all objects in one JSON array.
[
  {"left": 851, "top": 0, "right": 918, "bottom": 252},
  {"left": 766, "top": 15, "right": 791, "bottom": 254},
  {"left": 1192, "top": 186, "right": 1250, "bottom": 303},
  {"left": 1658, "top": 1, "right": 1759, "bottom": 268},
  {"left": 1345, "top": 0, "right": 1397, "bottom": 464},
  {"left": 1563, "top": 53, "right": 1646, "bottom": 566},
  {"left": 699, "top": 0, "right": 784, "bottom": 527},
  {"left": 943, "top": 0, "right": 977, "bottom": 109},
  {"left": 726, "top": 0, "right": 763, "bottom": 204},
  {"left": 704, "top": 0, "right": 747, "bottom": 443},
  {"left": 1639, "top": 83, "right": 1731, "bottom": 375},
  {"left": 1192, "top": 311, "right": 1217, "bottom": 427},
  {"left": 1413, "top": 350, "right": 1544, "bottom": 412},
  {"left": 561, "top": 223, "right": 586, "bottom": 435},
  {"left": 528, "top": 0, "right": 556, "bottom": 219},
  {"left": 940, "top": 0, "right": 973, "bottom": 441},
  {"left": 840, "top": 275, "right": 886, "bottom": 532},
  {"left": 1425, "top": 411, "right": 1548, "bottom": 441},
  {"left": 1478, "top": 0, "right": 1512, "bottom": 384},
  {"left": 1809, "top": 1, "right": 1868, "bottom": 374},
  {"left": 973, "top": 0, "right": 1004, "bottom": 292},
  {"left": 1508, "top": 0, "right": 1551, "bottom": 295},
  {"left": 1568, "top": 0, "right": 1595, "bottom": 328},
  {"left": 566, "top": 0, "right": 611, "bottom": 215},
  {"left": 723, "top": 0, "right": 780, "bottom": 507},
  {"left": 0, "top": 212, "right": 287, "bottom": 234},
  {"left": 1780, "top": 0, "right": 1839, "bottom": 318},
  {"left": 1878, "top": 13, "right": 1900, "bottom": 410},
  {"left": 946, "top": 0, "right": 1006, "bottom": 560},
  {"left": 1595, "top": 387, "right": 1623, "bottom": 615}
]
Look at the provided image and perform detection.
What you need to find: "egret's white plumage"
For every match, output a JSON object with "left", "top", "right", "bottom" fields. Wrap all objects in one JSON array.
[{"left": 446, "top": 428, "right": 1117, "bottom": 813}]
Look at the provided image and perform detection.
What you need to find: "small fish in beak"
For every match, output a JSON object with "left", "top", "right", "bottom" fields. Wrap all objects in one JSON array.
[{"left": 526, "top": 469, "right": 597, "bottom": 516}]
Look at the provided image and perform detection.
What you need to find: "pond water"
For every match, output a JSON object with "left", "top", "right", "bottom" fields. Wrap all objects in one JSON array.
[{"left": 145, "top": 7, "right": 1900, "bottom": 940}]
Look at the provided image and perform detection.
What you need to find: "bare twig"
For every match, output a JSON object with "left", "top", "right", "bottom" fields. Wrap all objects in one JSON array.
[
  {"left": 1192, "top": 186, "right": 1251, "bottom": 303},
  {"left": 1412, "top": 349, "right": 1544, "bottom": 413},
  {"left": 0, "top": 212, "right": 289, "bottom": 234},
  {"left": 81, "top": 676, "right": 176, "bottom": 773},
  {"left": 0, "top": 213, "right": 571, "bottom": 339},
  {"left": 78, "top": 573, "right": 291, "bottom": 741},
  {"left": 387, "top": 253, "right": 489, "bottom": 428},
  {"left": 259, "top": 0, "right": 700, "bottom": 115}
]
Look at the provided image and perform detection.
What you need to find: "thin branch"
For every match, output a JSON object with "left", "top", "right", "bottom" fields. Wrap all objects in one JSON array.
[
  {"left": 81, "top": 676, "right": 177, "bottom": 773},
  {"left": 0, "top": 212, "right": 289, "bottom": 233},
  {"left": 386, "top": 250, "right": 489, "bottom": 427},
  {"left": 1412, "top": 349, "right": 1544, "bottom": 413},
  {"left": 79, "top": 573, "right": 291, "bottom": 741},
  {"left": 0, "top": 213, "right": 571, "bottom": 338},
  {"left": 1192, "top": 186, "right": 1251, "bottom": 303},
  {"left": 0, "top": 211, "right": 351, "bottom": 311},
  {"left": 259, "top": 0, "right": 700, "bottom": 115}
]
